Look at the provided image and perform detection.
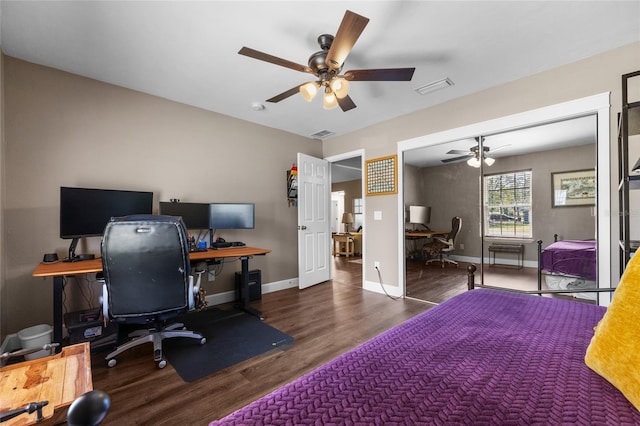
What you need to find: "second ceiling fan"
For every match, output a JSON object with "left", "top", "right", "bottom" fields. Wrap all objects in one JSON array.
[
  {"left": 238, "top": 10, "right": 415, "bottom": 112},
  {"left": 442, "top": 137, "right": 509, "bottom": 167}
]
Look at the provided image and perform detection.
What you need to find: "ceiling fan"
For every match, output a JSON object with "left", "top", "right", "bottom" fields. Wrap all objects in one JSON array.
[
  {"left": 238, "top": 10, "right": 415, "bottom": 112},
  {"left": 442, "top": 138, "right": 509, "bottom": 167}
]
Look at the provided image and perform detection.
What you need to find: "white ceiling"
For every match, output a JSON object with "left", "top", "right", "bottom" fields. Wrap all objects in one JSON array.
[
  {"left": 1, "top": 1, "right": 638, "bottom": 144},
  {"left": 404, "top": 114, "right": 597, "bottom": 168}
]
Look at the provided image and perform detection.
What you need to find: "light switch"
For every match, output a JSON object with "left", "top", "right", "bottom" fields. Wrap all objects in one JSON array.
[{"left": 374, "top": 211, "right": 382, "bottom": 221}]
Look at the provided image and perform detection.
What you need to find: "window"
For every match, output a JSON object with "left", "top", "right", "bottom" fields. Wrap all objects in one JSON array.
[
  {"left": 484, "top": 170, "right": 532, "bottom": 238},
  {"left": 353, "top": 198, "right": 363, "bottom": 230}
]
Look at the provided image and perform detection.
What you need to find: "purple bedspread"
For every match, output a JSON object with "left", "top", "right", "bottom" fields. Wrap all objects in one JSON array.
[
  {"left": 540, "top": 240, "right": 597, "bottom": 281},
  {"left": 210, "top": 289, "right": 640, "bottom": 425}
]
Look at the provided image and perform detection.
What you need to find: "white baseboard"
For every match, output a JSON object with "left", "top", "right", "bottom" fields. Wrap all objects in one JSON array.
[
  {"left": 204, "top": 277, "right": 299, "bottom": 306},
  {"left": 363, "top": 280, "right": 403, "bottom": 297}
]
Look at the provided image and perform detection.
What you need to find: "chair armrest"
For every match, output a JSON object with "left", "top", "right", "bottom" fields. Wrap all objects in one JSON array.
[
  {"left": 188, "top": 271, "right": 205, "bottom": 310},
  {"left": 101, "top": 283, "right": 109, "bottom": 325},
  {"left": 433, "top": 237, "right": 452, "bottom": 245}
]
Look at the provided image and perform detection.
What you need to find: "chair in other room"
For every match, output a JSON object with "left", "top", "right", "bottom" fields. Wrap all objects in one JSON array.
[
  {"left": 423, "top": 216, "right": 462, "bottom": 267},
  {"left": 101, "top": 215, "right": 205, "bottom": 368}
]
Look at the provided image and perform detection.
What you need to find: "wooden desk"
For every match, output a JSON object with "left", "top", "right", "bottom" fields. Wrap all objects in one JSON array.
[
  {"left": 405, "top": 231, "right": 448, "bottom": 239},
  {"left": 0, "top": 343, "right": 92, "bottom": 425},
  {"left": 33, "top": 247, "right": 271, "bottom": 346},
  {"left": 404, "top": 231, "right": 448, "bottom": 259}
]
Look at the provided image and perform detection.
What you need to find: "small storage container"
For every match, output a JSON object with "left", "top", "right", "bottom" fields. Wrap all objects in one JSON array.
[{"left": 17, "top": 324, "right": 53, "bottom": 360}]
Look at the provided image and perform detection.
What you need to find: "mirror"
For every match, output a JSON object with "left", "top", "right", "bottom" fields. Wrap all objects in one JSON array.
[{"left": 403, "top": 114, "right": 597, "bottom": 304}]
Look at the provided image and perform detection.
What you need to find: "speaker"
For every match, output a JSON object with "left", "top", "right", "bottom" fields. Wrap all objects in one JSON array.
[{"left": 235, "top": 269, "right": 262, "bottom": 302}]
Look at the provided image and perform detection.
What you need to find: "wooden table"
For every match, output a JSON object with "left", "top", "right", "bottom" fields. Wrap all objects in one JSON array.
[
  {"left": 33, "top": 246, "right": 271, "bottom": 346},
  {"left": 0, "top": 343, "right": 92, "bottom": 425},
  {"left": 332, "top": 234, "right": 355, "bottom": 257}
]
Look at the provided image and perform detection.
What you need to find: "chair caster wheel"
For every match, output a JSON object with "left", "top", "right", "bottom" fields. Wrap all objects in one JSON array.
[
  {"left": 200, "top": 337, "right": 207, "bottom": 345},
  {"left": 158, "top": 359, "right": 167, "bottom": 369},
  {"left": 107, "top": 358, "right": 117, "bottom": 368}
]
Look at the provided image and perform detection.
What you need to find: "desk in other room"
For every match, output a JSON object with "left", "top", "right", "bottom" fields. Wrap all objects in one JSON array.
[
  {"left": 33, "top": 246, "right": 271, "bottom": 348},
  {"left": 405, "top": 230, "right": 448, "bottom": 258}
]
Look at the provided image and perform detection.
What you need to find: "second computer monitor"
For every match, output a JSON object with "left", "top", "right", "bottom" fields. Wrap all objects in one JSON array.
[
  {"left": 209, "top": 203, "right": 255, "bottom": 229},
  {"left": 159, "top": 201, "right": 211, "bottom": 230}
]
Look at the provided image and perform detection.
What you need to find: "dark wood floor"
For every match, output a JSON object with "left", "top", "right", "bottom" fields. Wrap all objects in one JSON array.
[
  {"left": 91, "top": 256, "right": 430, "bottom": 425},
  {"left": 405, "top": 258, "right": 541, "bottom": 303},
  {"left": 405, "top": 257, "right": 594, "bottom": 305}
]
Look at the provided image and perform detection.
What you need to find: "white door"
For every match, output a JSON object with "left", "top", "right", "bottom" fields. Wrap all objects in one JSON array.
[{"left": 297, "top": 153, "right": 331, "bottom": 289}]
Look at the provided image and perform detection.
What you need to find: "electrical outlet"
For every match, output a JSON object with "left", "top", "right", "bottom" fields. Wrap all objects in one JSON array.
[
  {"left": 374, "top": 261, "right": 380, "bottom": 269},
  {"left": 207, "top": 270, "right": 215, "bottom": 282},
  {"left": 460, "top": 243, "right": 465, "bottom": 250}
]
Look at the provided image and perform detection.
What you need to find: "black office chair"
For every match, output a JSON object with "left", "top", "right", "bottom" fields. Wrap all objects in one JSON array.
[
  {"left": 101, "top": 215, "right": 205, "bottom": 368},
  {"left": 423, "top": 216, "right": 462, "bottom": 267}
]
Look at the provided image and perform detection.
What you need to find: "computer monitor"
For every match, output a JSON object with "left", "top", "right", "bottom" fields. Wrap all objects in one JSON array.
[
  {"left": 60, "top": 186, "right": 153, "bottom": 261},
  {"left": 408, "top": 205, "right": 431, "bottom": 229},
  {"left": 209, "top": 203, "right": 255, "bottom": 230},
  {"left": 159, "top": 201, "right": 210, "bottom": 230}
]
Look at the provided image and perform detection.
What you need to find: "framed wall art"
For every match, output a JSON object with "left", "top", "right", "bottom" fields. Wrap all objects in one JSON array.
[
  {"left": 366, "top": 155, "right": 397, "bottom": 196},
  {"left": 551, "top": 169, "right": 596, "bottom": 207}
]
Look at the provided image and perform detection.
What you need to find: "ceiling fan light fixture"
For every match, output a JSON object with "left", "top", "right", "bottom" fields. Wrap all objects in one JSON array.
[
  {"left": 467, "top": 157, "right": 481, "bottom": 168},
  {"left": 323, "top": 88, "right": 338, "bottom": 110},
  {"left": 330, "top": 77, "right": 350, "bottom": 99},
  {"left": 300, "top": 82, "right": 320, "bottom": 102},
  {"left": 484, "top": 157, "right": 495, "bottom": 166}
]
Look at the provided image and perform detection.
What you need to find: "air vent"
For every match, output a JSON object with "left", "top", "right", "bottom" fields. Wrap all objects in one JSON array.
[
  {"left": 415, "top": 78, "right": 454, "bottom": 96},
  {"left": 311, "top": 130, "right": 335, "bottom": 139}
]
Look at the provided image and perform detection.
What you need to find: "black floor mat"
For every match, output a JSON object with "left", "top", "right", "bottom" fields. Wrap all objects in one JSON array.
[{"left": 162, "top": 307, "right": 294, "bottom": 382}]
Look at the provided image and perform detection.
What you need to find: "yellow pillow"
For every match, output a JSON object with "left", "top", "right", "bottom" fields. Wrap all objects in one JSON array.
[{"left": 585, "top": 250, "right": 640, "bottom": 410}]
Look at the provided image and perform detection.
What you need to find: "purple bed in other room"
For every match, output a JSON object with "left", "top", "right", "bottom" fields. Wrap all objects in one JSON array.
[
  {"left": 209, "top": 289, "right": 639, "bottom": 425},
  {"left": 540, "top": 239, "right": 597, "bottom": 281}
]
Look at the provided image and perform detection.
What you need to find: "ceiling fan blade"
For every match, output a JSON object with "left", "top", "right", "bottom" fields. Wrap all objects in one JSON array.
[
  {"left": 238, "top": 47, "right": 314, "bottom": 74},
  {"left": 266, "top": 85, "right": 303, "bottom": 103},
  {"left": 337, "top": 94, "right": 357, "bottom": 112},
  {"left": 446, "top": 149, "right": 471, "bottom": 155},
  {"left": 344, "top": 68, "right": 415, "bottom": 82},
  {"left": 441, "top": 154, "right": 472, "bottom": 164},
  {"left": 325, "top": 10, "right": 369, "bottom": 71}
]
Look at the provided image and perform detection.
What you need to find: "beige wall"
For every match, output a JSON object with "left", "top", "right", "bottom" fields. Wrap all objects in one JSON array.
[
  {"left": 1, "top": 57, "right": 320, "bottom": 337},
  {"left": 332, "top": 179, "right": 362, "bottom": 217},
  {"left": 323, "top": 42, "right": 640, "bottom": 289}
]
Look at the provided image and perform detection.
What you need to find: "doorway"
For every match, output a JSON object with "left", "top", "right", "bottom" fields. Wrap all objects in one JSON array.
[
  {"left": 397, "top": 93, "right": 612, "bottom": 305},
  {"left": 327, "top": 151, "right": 365, "bottom": 283}
]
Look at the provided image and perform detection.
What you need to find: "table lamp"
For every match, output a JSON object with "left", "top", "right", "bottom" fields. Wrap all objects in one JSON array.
[{"left": 342, "top": 212, "right": 354, "bottom": 233}]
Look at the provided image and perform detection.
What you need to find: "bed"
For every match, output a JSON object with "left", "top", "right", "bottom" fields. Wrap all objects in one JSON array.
[
  {"left": 537, "top": 238, "right": 597, "bottom": 300},
  {"left": 209, "top": 287, "right": 640, "bottom": 425}
]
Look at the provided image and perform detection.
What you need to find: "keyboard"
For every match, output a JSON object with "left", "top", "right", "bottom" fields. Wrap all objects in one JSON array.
[{"left": 210, "top": 241, "right": 246, "bottom": 249}]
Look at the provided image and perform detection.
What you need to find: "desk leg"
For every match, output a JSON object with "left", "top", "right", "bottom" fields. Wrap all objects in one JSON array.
[
  {"left": 53, "top": 276, "right": 63, "bottom": 351},
  {"left": 239, "top": 256, "right": 263, "bottom": 320}
]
